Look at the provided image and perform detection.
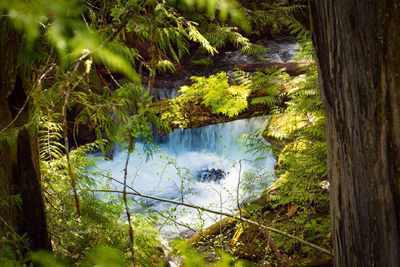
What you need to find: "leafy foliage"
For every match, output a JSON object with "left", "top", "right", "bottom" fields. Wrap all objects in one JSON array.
[
  {"left": 238, "top": 67, "right": 291, "bottom": 108},
  {"left": 171, "top": 240, "right": 254, "bottom": 266},
  {"left": 183, "top": 73, "right": 250, "bottom": 117},
  {"left": 199, "top": 25, "right": 266, "bottom": 57},
  {"left": 107, "top": 0, "right": 253, "bottom": 78},
  {"left": 1, "top": 0, "right": 139, "bottom": 80},
  {"left": 161, "top": 72, "right": 251, "bottom": 128},
  {"left": 240, "top": 0, "right": 308, "bottom": 36},
  {"left": 160, "top": 66, "right": 291, "bottom": 129},
  {"left": 219, "top": 36, "right": 331, "bottom": 263},
  {"left": 38, "top": 126, "right": 163, "bottom": 264},
  {"left": 0, "top": 0, "right": 331, "bottom": 265},
  {"left": 261, "top": 65, "right": 330, "bottom": 259}
]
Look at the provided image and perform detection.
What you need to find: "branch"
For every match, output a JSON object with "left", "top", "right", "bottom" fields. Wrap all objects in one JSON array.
[
  {"left": 73, "top": 10, "right": 135, "bottom": 70},
  {"left": 62, "top": 76, "right": 85, "bottom": 217},
  {"left": 237, "top": 159, "right": 252, "bottom": 219},
  {"left": 261, "top": 228, "right": 293, "bottom": 265},
  {"left": 85, "top": 1, "right": 100, "bottom": 11},
  {"left": 123, "top": 140, "right": 136, "bottom": 266},
  {"left": 85, "top": 188, "right": 332, "bottom": 256},
  {"left": 106, "top": 10, "right": 135, "bottom": 43}
]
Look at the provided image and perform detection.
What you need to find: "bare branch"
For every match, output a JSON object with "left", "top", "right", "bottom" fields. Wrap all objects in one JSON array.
[
  {"left": 85, "top": 188, "right": 332, "bottom": 256},
  {"left": 123, "top": 140, "right": 136, "bottom": 266},
  {"left": 85, "top": 1, "right": 100, "bottom": 11},
  {"left": 62, "top": 76, "right": 86, "bottom": 217},
  {"left": 237, "top": 159, "right": 252, "bottom": 219}
]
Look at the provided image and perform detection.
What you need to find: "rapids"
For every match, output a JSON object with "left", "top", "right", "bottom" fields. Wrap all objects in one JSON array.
[
  {"left": 96, "top": 117, "right": 275, "bottom": 234},
  {"left": 95, "top": 37, "right": 297, "bottom": 234}
]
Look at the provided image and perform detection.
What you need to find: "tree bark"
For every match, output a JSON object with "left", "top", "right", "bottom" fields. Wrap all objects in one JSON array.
[
  {"left": 0, "top": 19, "right": 51, "bottom": 252},
  {"left": 309, "top": 0, "right": 400, "bottom": 266}
]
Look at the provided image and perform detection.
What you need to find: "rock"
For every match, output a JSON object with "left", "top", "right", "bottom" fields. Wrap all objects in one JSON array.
[{"left": 196, "top": 168, "right": 226, "bottom": 182}]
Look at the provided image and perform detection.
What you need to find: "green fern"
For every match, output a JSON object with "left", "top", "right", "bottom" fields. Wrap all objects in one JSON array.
[
  {"left": 182, "top": 72, "right": 250, "bottom": 117},
  {"left": 38, "top": 114, "right": 64, "bottom": 161}
]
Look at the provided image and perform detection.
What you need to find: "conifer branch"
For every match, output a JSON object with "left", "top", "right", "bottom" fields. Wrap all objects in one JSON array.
[
  {"left": 106, "top": 10, "right": 135, "bottom": 43},
  {"left": 147, "top": 6, "right": 159, "bottom": 95},
  {"left": 73, "top": 10, "right": 135, "bottom": 68}
]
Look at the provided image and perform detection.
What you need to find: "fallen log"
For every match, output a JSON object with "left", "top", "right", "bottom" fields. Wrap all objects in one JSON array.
[
  {"left": 237, "top": 62, "right": 313, "bottom": 76},
  {"left": 150, "top": 84, "right": 290, "bottom": 131},
  {"left": 149, "top": 62, "right": 314, "bottom": 130},
  {"left": 150, "top": 95, "right": 274, "bottom": 131},
  {"left": 188, "top": 217, "right": 237, "bottom": 244}
]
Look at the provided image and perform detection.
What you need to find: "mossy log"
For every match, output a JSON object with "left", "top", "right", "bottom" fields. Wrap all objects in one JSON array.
[
  {"left": 188, "top": 195, "right": 332, "bottom": 265},
  {"left": 188, "top": 217, "right": 237, "bottom": 244},
  {"left": 150, "top": 88, "right": 286, "bottom": 131},
  {"left": 150, "top": 99, "right": 272, "bottom": 131},
  {"left": 150, "top": 63, "right": 312, "bottom": 131}
]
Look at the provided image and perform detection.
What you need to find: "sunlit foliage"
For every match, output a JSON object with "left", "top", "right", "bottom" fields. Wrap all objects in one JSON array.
[{"left": 0, "top": 0, "right": 332, "bottom": 265}]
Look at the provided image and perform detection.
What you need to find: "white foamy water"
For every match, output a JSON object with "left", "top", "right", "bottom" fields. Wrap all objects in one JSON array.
[{"left": 94, "top": 117, "right": 275, "bottom": 234}]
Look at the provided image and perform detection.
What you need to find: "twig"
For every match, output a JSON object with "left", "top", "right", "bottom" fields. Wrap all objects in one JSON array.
[
  {"left": 81, "top": 13, "right": 91, "bottom": 30},
  {"left": 106, "top": 10, "right": 135, "bottom": 43},
  {"left": 101, "top": 174, "right": 140, "bottom": 194},
  {"left": 62, "top": 76, "right": 85, "bottom": 217},
  {"left": 261, "top": 229, "right": 290, "bottom": 265},
  {"left": 85, "top": 1, "right": 100, "bottom": 11},
  {"left": 102, "top": 60, "right": 123, "bottom": 88},
  {"left": 237, "top": 159, "right": 251, "bottom": 220},
  {"left": 85, "top": 188, "right": 332, "bottom": 256},
  {"left": 123, "top": 140, "right": 136, "bottom": 266},
  {"left": 155, "top": 208, "right": 216, "bottom": 246},
  {"left": 0, "top": 215, "right": 17, "bottom": 234},
  {"left": 38, "top": 64, "right": 56, "bottom": 86}
]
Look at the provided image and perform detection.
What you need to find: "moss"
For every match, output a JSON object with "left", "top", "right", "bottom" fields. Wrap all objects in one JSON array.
[
  {"left": 149, "top": 88, "right": 282, "bottom": 131},
  {"left": 188, "top": 189, "right": 332, "bottom": 266}
]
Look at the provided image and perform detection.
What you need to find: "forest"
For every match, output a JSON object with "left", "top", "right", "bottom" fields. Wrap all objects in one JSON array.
[{"left": 0, "top": 0, "right": 399, "bottom": 266}]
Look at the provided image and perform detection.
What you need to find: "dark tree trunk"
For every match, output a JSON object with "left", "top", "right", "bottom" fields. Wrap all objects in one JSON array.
[
  {"left": 0, "top": 19, "right": 51, "bottom": 252},
  {"left": 309, "top": 0, "right": 400, "bottom": 266}
]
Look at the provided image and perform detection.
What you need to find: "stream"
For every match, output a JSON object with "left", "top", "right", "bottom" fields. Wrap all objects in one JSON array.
[{"left": 94, "top": 36, "right": 298, "bottom": 235}]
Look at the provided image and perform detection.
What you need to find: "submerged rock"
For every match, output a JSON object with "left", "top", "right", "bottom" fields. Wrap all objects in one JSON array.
[{"left": 196, "top": 168, "right": 226, "bottom": 182}]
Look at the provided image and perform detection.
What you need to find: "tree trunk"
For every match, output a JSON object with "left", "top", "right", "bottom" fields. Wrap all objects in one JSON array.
[
  {"left": 0, "top": 19, "right": 51, "bottom": 252},
  {"left": 308, "top": 0, "right": 400, "bottom": 266}
]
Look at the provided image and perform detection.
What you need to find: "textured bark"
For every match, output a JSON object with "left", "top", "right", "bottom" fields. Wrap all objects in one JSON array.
[
  {"left": 0, "top": 19, "right": 51, "bottom": 251},
  {"left": 0, "top": 19, "right": 20, "bottom": 241},
  {"left": 309, "top": 0, "right": 400, "bottom": 266}
]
